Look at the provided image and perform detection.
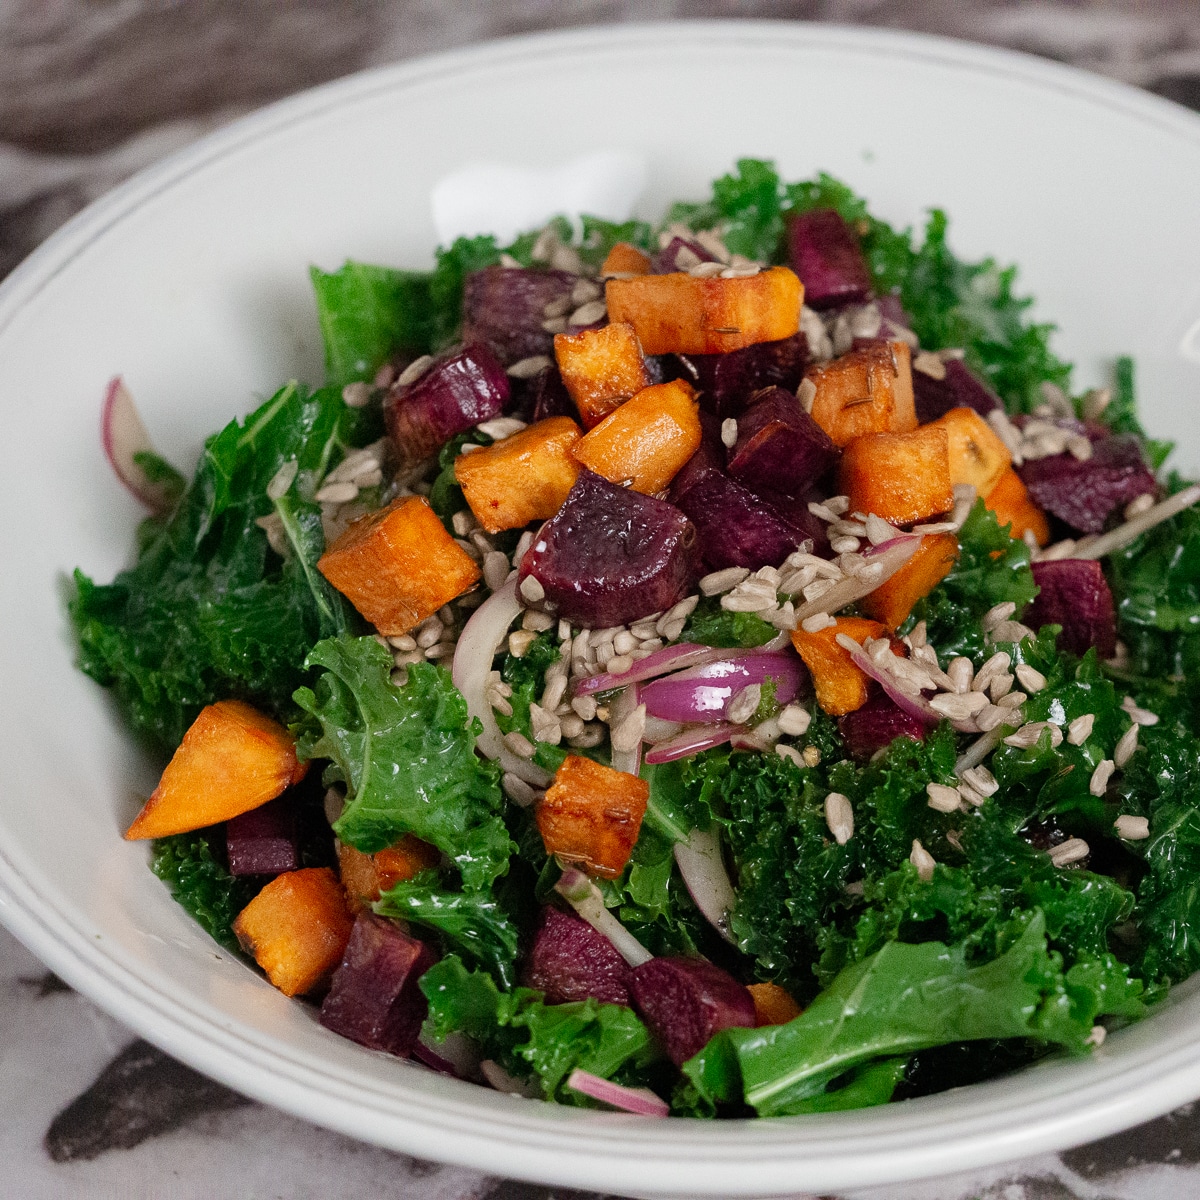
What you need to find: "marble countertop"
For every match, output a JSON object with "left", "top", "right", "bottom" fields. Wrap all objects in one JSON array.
[{"left": 5, "top": 3, "right": 1200, "bottom": 1197}]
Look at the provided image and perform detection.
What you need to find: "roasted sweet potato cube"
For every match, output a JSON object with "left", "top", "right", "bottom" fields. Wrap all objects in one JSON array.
[
  {"left": 861, "top": 533, "right": 959, "bottom": 630},
  {"left": 600, "top": 241, "right": 652, "bottom": 278},
  {"left": 791, "top": 616, "right": 888, "bottom": 716},
  {"left": 747, "top": 982, "right": 802, "bottom": 1027},
  {"left": 572, "top": 379, "right": 701, "bottom": 494},
  {"left": 337, "top": 836, "right": 441, "bottom": 914},
  {"left": 455, "top": 417, "right": 581, "bottom": 533},
  {"left": 536, "top": 755, "right": 649, "bottom": 878},
  {"left": 806, "top": 340, "right": 917, "bottom": 447},
  {"left": 233, "top": 867, "right": 354, "bottom": 997},
  {"left": 318, "top": 495, "right": 480, "bottom": 635},
  {"left": 605, "top": 266, "right": 803, "bottom": 356},
  {"left": 929, "top": 406, "right": 1012, "bottom": 498},
  {"left": 554, "top": 322, "right": 650, "bottom": 429},
  {"left": 985, "top": 467, "right": 1051, "bottom": 546},
  {"left": 839, "top": 425, "right": 954, "bottom": 526},
  {"left": 125, "top": 700, "right": 307, "bottom": 841}
]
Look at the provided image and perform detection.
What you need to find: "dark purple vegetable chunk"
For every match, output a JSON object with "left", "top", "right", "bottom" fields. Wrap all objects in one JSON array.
[
  {"left": 522, "top": 907, "right": 632, "bottom": 1007},
  {"left": 225, "top": 796, "right": 298, "bottom": 877},
  {"left": 751, "top": 486, "right": 832, "bottom": 557},
  {"left": 384, "top": 343, "right": 509, "bottom": 466},
  {"left": 678, "top": 334, "right": 809, "bottom": 419},
  {"left": 1027, "top": 559, "right": 1117, "bottom": 658},
  {"left": 727, "top": 386, "right": 838, "bottom": 498},
  {"left": 838, "top": 691, "right": 929, "bottom": 760},
  {"left": 519, "top": 470, "right": 699, "bottom": 628},
  {"left": 653, "top": 235, "right": 717, "bottom": 275},
  {"left": 912, "top": 358, "right": 1001, "bottom": 423},
  {"left": 629, "top": 956, "right": 755, "bottom": 1066},
  {"left": 674, "top": 471, "right": 812, "bottom": 571},
  {"left": 523, "top": 365, "right": 577, "bottom": 423},
  {"left": 787, "top": 209, "right": 873, "bottom": 310},
  {"left": 667, "top": 412, "right": 725, "bottom": 506},
  {"left": 1018, "top": 435, "right": 1156, "bottom": 534},
  {"left": 461, "top": 265, "right": 577, "bottom": 364},
  {"left": 319, "top": 914, "right": 437, "bottom": 1057}
]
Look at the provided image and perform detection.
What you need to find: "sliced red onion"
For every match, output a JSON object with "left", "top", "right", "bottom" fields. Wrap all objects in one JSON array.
[
  {"left": 480, "top": 1059, "right": 539, "bottom": 1098},
  {"left": 608, "top": 684, "right": 642, "bottom": 777},
  {"left": 574, "top": 643, "right": 728, "bottom": 697},
  {"left": 834, "top": 634, "right": 942, "bottom": 728},
  {"left": 792, "top": 534, "right": 922, "bottom": 623},
  {"left": 555, "top": 868, "right": 653, "bottom": 967},
  {"left": 673, "top": 827, "right": 736, "bottom": 944},
  {"left": 1074, "top": 484, "right": 1200, "bottom": 560},
  {"left": 643, "top": 722, "right": 739, "bottom": 765},
  {"left": 414, "top": 1029, "right": 479, "bottom": 1079},
  {"left": 566, "top": 1069, "right": 670, "bottom": 1117},
  {"left": 641, "top": 652, "right": 803, "bottom": 724},
  {"left": 100, "top": 376, "right": 177, "bottom": 514}
]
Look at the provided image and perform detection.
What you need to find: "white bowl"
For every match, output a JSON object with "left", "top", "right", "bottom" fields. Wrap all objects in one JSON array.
[{"left": 3, "top": 21, "right": 1200, "bottom": 1198}]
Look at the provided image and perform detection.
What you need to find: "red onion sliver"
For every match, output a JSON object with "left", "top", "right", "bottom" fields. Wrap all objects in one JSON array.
[
  {"left": 567, "top": 1069, "right": 670, "bottom": 1117},
  {"left": 642, "top": 652, "right": 803, "bottom": 724},
  {"left": 643, "top": 722, "right": 740, "bottom": 765},
  {"left": 608, "top": 683, "right": 642, "bottom": 777},
  {"left": 792, "top": 535, "right": 922, "bottom": 623},
  {"left": 555, "top": 869, "right": 654, "bottom": 967},
  {"left": 835, "top": 635, "right": 944, "bottom": 728},
  {"left": 480, "top": 1059, "right": 539, "bottom": 1098},
  {"left": 673, "top": 826, "right": 736, "bottom": 944},
  {"left": 574, "top": 643, "right": 728, "bottom": 696},
  {"left": 101, "top": 376, "right": 178, "bottom": 515}
]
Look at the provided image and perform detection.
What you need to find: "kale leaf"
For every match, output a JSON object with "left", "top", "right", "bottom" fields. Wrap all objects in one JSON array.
[
  {"left": 293, "top": 637, "right": 512, "bottom": 890},
  {"left": 681, "top": 596, "right": 777, "bottom": 649},
  {"left": 151, "top": 832, "right": 258, "bottom": 952}
]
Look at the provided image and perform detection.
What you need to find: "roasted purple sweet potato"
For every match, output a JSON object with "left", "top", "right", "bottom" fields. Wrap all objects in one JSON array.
[
  {"left": 629, "top": 957, "right": 756, "bottom": 1066},
  {"left": 752, "top": 486, "right": 832, "bottom": 557},
  {"left": 528, "top": 365, "right": 577, "bottom": 423},
  {"left": 384, "top": 343, "right": 509, "bottom": 466},
  {"left": 667, "top": 412, "right": 725, "bottom": 506},
  {"left": 838, "top": 691, "right": 929, "bottom": 760},
  {"left": 653, "top": 235, "right": 718, "bottom": 275},
  {"left": 518, "top": 469, "right": 699, "bottom": 628},
  {"left": 912, "top": 358, "right": 1001, "bottom": 423},
  {"left": 1018, "top": 435, "right": 1156, "bottom": 534},
  {"left": 787, "top": 209, "right": 873, "bottom": 310},
  {"left": 461, "top": 265, "right": 578, "bottom": 364},
  {"left": 319, "top": 914, "right": 437, "bottom": 1056},
  {"left": 226, "top": 795, "right": 299, "bottom": 877},
  {"left": 674, "top": 470, "right": 812, "bottom": 571},
  {"left": 1027, "top": 559, "right": 1117, "bottom": 658},
  {"left": 523, "top": 907, "right": 632, "bottom": 1006},
  {"left": 677, "top": 334, "right": 809, "bottom": 420},
  {"left": 727, "top": 386, "right": 838, "bottom": 498}
]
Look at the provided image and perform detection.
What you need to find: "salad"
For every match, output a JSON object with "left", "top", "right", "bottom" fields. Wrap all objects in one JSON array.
[{"left": 71, "top": 160, "right": 1200, "bottom": 1119}]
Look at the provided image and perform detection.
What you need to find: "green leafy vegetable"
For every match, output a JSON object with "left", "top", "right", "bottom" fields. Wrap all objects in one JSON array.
[
  {"left": 293, "top": 637, "right": 512, "bottom": 890},
  {"left": 428, "top": 235, "right": 502, "bottom": 351},
  {"left": 151, "top": 833, "right": 258, "bottom": 952},
  {"left": 682, "top": 596, "right": 776, "bottom": 649}
]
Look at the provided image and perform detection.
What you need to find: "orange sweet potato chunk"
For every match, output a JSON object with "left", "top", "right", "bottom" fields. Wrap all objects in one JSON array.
[
  {"left": 861, "top": 533, "right": 959, "bottom": 630},
  {"left": 985, "top": 467, "right": 1051, "bottom": 546},
  {"left": 572, "top": 379, "right": 701, "bottom": 494},
  {"left": 125, "top": 700, "right": 307, "bottom": 841},
  {"left": 928, "top": 406, "right": 1012, "bottom": 498},
  {"left": 455, "top": 417, "right": 582, "bottom": 532},
  {"left": 536, "top": 755, "right": 649, "bottom": 879},
  {"left": 806, "top": 340, "right": 917, "bottom": 448},
  {"left": 791, "top": 616, "right": 888, "bottom": 716},
  {"left": 600, "top": 241, "right": 652, "bottom": 278},
  {"left": 554, "top": 322, "right": 650, "bottom": 429},
  {"left": 233, "top": 867, "right": 354, "bottom": 997},
  {"left": 839, "top": 425, "right": 954, "bottom": 527},
  {"left": 605, "top": 266, "right": 803, "bottom": 356},
  {"left": 318, "top": 495, "right": 480, "bottom": 635},
  {"left": 337, "top": 836, "right": 441, "bottom": 914},
  {"left": 747, "top": 982, "right": 803, "bottom": 1027}
]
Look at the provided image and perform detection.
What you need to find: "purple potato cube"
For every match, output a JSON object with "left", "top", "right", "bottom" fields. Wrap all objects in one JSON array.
[
  {"left": 678, "top": 334, "right": 809, "bottom": 420},
  {"left": 653, "top": 235, "right": 718, "bottom": 275},
  {"left": 518, "top": 470, "right": 700, "bottom": 628},
  {"left": 384, "top": 343, "right": 509, "bottom": 466},
  {"left": 727, "top": 386, "right": 839, "bottom": 498},
  {"left": 319, "top": 914, "right": 437, "bottom": 1057},
  {"left": 1027, "top": 559, "right": 1117, "bottom": 658},
  {"left": 225, "top": 796, "right": 299, "bottom": 877},
  {"left": 1018, "top": 435, "right": 1156, "bottom": 534},
  {"left": 912, "top": 359, "right": 1001, "bottom": 423},
  {"left": 674, "top": 471, "right": 812, "bottom": 571},
  {"left": 787, "top": 209, "right": 873, "bottom": 310},
  {"left": 838, "top": 692, "right": 929, "bottom": 760},
  {"left": 461, "top": 265, "right": 578, "bottom": 365},
  {"left": 629, "top": 957, "right": 756, "bottom": 1066},
  {"left": 522, "top": 907, "right": 632, "bottom": 1007},
  {"left": 667, "top": 412, "right": 725, "bottom": 506},
  {"left": 525, "top": 365, "right": 577, "bottom": 423}
]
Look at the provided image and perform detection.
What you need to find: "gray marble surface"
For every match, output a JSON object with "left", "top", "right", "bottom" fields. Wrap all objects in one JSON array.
[{"left": 6, "top": 3, "right": 1200, "bottom": 1197}]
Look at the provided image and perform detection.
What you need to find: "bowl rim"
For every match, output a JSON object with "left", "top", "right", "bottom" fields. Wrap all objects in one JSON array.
[{"left": 4, "top": 19, "right": 1200, "bottom": 1196}]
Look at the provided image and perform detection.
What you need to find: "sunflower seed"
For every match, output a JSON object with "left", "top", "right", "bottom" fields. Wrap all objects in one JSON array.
[
  {"left": 266, "top": 459, "right": 299, "bottom": 500},
  {"left": 1120, "top": 696, "right": 1159, "bottom": 726},
  {"left": 1015, "top": 664, "right": 1047, "bottom": 693},
  {"left": 508, "top": 630, "right": 537, "bottom": 658},
  {"left": 957, "top": 782, "right": 987, "bottom": 807},
  {"left": 507, "top": 355, "right": 552, "bottom": 379},
  {"left": 341, "top": 381, "right": 372, "bottom": 408},
  {"left": 776, "top": 743, "right": 806, "bottom": 767},
  {"left": 1114, "top": 814, "right": 1150, "bottom": 840},
  {"left": 962, "top": 765, "right": 1000, "bottom": 796},
  {"left": 569, "top": 299, "right": 607, "bottom": 325},
  {"left": 1114, "top": 724, "right": 1140, "bottom": 767},
  {"left": 721, "top": 418, "right": 739, "bottom": 448},
  {"left": 1089, "top": 759, "right": 1116, "bottom": 796},
  {"left": 1049, "top": 838, "right": 1090, "bottom": 867},
  {"left": 926, "top": 783, "right": 962, "bottom": 813},
  {"left": 981, "top": 602, "right": 1017, "bottom": 632},
  {"left": 1066, "top": 713, "right": 1095, "bottom": 745},
  {"left": 503, "top": 730, "right": 536, "bottom": 759},
  {"left": 912, "top": 351, "right": 947, "bottom": 380},
  {"left": 477, "top": 416, "right": 527, "bottom": 441},
  {"left": 910, "top": 839, "right": 936, "bottom": 882},
  {"left": 519, "top": 575, "right": 545, "bottom": 604},
  {"left": 797, "top": 377, "right": 817, "bottom": 412},
  {"left": 502, "top": 773, "right": 537, "bottom": 806},
  {"left": 522, "top": 609, "right": 555, "bottom": 633},
  {"left": 947, "top": 657, "right": 975, "bottom": 694},
  {"left": 777, "top": 704, "right": 811, "bottom": 737},
  {"left": 824, "top": 793, "right": 854, "bottom": 844},
  {"left": 727, "top": 685, "right": 762, "bottom": 726}
]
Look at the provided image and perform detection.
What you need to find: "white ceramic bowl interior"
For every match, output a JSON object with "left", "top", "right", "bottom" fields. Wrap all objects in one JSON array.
[{"left": 3, "top": 22, "right": 1200, "bottom": 1198}]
